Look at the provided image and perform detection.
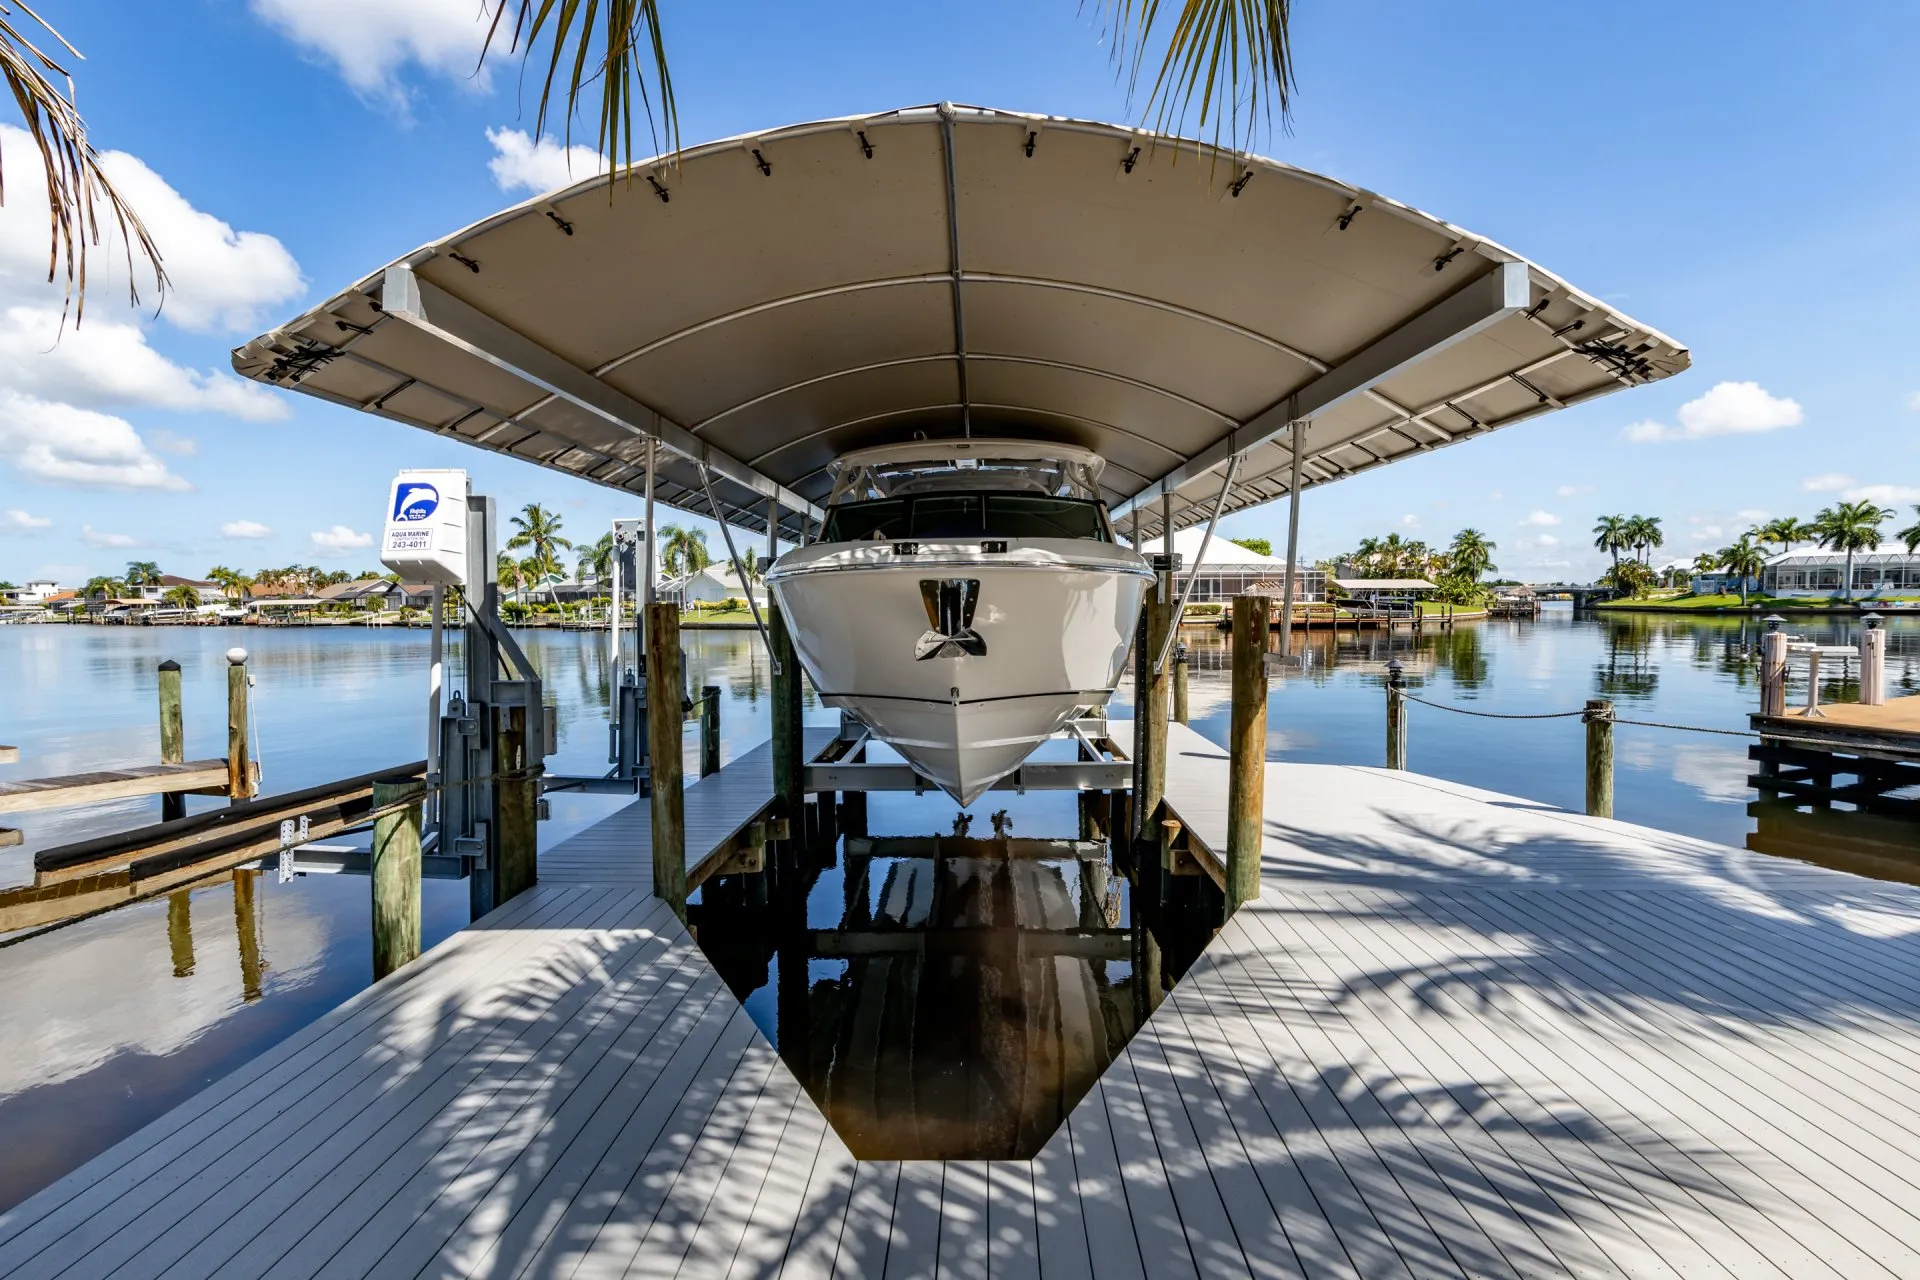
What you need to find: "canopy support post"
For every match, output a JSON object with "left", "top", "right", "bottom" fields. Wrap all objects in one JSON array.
[
  {"left": 1279, "top": 422, "right": 1305, "bottom": 659},
  {"left": 642, "top": 437, "right": 655, "bottom": 658},
  {"left": 699, "top": 460, "right": 780, "bottom": 675},
  {"left": 1155, "top": 455, "right": 1242, "bottom": 676}
]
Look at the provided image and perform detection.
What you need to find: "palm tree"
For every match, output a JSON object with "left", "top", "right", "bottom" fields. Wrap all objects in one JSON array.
[
  {"left": 1896, "top": 505, "right": 1920, "bottom": 554},
  {"left": 496, "top": 552, "right": 525, "bottom": 604},
  {"left": 1756, "top": 516, "right": 1812, "bottom": 555},
  {"left": 9, "top": 4, "right": 1299, "bottom": 325},
  {"left": 206, "top": 566, "right": 252, "bottom": 605},
  {"left": 83, "top": 575, "right": 127, "bottom": 604},
  {"left": 1812, "top": 500, "right": 1893, "bottom": 601},
  {"left": 659, "top": 524, "right": 711, "bottom": 579},
  {"left": 507, "top": 504, "right": 573, "bottom": 603},
  {"left": 1446, "top": 529, "right": 1496, "bottom": 584},
  {"left": 1715, "top": 536, "right": 1767, "bottom": 608},
  {"left": 161, "top": 584, "right": 200, "bottom": 610},
  {"left": 577, "top": 532, "right": 616, "bottom": 584},
  {"left": 124, "top": 560, "right": 162, "bottom": 587},
  {"left": 1592, "top": 515, "right": 1630, "bottom": 573},
  {"left": 1623, "top": 515, "right": 1663, "bottom": 565}
]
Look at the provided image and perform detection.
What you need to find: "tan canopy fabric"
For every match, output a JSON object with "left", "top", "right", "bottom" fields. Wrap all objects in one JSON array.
[{"left": 232, "top": 104, "right": 1688, "bottom": 542}]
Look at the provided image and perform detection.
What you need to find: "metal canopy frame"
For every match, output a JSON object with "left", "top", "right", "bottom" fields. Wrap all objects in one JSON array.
[
  {"left": 234, "top": 106, "right": 1687, "bottom": 545},
  {"left": 382, "top": 265, "right": 821, "bottom": 524}
]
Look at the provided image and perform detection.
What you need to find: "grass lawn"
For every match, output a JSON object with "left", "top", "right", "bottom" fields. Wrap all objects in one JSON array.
[
  {"left": 680, "top": 604, "right": 757, "bottom": 622},
  {"left": 1597, "top": 593, "right": 1920, "bottom": 612},
  {"left": 1416, "top": 600, "right": 1484, "bottom": 616}
]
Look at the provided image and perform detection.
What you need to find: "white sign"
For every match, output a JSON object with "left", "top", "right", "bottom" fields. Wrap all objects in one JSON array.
[{"left": 380, "top": 469, "right": 469, "bottom": 587}]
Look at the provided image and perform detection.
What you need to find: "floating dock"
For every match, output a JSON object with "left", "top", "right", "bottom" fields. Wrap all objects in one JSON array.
[{"left": 4, "top": 721, "right": 1919, "bottom": 1276}]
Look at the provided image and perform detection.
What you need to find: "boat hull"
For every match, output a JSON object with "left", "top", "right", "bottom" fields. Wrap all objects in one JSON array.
[{"left": 767, "top": 540, "right": 1152, "bottom": 805}]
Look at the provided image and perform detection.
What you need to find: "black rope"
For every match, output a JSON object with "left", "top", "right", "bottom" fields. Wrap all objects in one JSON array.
[{"left": 1398, "top": 693, "right": 1586, "bottom": 720}]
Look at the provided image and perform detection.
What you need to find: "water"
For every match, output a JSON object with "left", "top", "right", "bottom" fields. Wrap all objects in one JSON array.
[{"left": 2, "top": 609, "right": 1917, "bottom": 1201}]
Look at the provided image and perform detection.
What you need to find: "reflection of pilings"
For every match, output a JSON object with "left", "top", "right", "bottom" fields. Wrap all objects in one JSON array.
[
  {"left": 166, "top": 890, "right": 194, "bottom": 977},
  {"left": 232, "top": 869, "right": 264, "bottom": 1001}
]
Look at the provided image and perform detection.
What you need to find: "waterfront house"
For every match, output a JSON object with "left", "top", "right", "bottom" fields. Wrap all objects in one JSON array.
[
  {"left": 661, "top": 564, "right": 770, "bottom": 608},
  {"left": 1157, "top": 526, "right": 1325, "bottom": 605},
  {"left": 1760, "top": 548, "right": 1920, "bottom": 598}
]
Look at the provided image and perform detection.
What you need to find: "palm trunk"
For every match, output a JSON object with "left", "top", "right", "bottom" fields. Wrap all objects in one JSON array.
[{"left": 1844, "top": 549, "right": 1855, "bottom": 603}]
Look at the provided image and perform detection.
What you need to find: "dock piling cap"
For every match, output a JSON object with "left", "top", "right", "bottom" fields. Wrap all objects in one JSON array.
[{"left": 226, "top": 647, "right": 249, "bottom": 664}]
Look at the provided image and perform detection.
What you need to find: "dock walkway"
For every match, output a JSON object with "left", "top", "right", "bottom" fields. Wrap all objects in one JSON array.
[{"left": 5, "top": 722, "right": 1920, "bottom": 1276}]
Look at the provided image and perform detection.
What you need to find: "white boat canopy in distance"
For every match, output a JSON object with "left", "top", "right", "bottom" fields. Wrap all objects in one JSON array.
[{"left": 231, "top": 104, "right": 1689, "bottom": 544}]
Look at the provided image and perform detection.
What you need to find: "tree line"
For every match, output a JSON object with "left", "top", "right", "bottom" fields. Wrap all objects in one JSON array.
[
  {"left": 1337, "top": 529, "right": 1499, "bottom": 603},
  {"left": 1595, "top": 502, "right": 1920, "bottom": 604}
]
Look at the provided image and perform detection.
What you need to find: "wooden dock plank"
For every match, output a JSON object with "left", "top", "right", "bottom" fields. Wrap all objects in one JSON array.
[
  {"left": 7, "top": 718, "right": 1920, "bottom": 1279},
  {"left": 0, "top": 760, "right": 230, "bottom": 814}
]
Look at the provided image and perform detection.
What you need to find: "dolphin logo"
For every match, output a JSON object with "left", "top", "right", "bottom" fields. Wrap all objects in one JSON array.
[{"left": 393, "top": 484, "right": 440, "bottom": 522}]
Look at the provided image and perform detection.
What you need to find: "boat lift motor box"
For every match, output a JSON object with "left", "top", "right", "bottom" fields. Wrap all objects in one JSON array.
[{"left": 380, "top": 469, "right": 468, "bottom": 587}]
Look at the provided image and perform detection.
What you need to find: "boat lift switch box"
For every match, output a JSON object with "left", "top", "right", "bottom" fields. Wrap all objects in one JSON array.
[{"left": 380, "top": 469, "right": 468, "bottom": 587}]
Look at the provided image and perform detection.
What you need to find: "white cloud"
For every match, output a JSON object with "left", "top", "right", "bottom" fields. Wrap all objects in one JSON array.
[
  {"left": 1842, "top": 485, "right": 1920, "bottom": 506},
  {"left": 251, "top": 0, "right": 494, "bottom": 105},
  {"left": 1400, "top": 513, "right": 1419, "bottom": 527},
  {"left": 221, "top": 519, "right": 273, "bottom": 539},
  {"left": 1624, "top": 380, "right": 1803, "bottom": 443},
  {"left": 486, "top": 127, "right": 609, "bottom": 194},
  {"left": 82, "top": 525, "right": 139, "bottom": 548},
  {"left": 1535, "top": 533, "right": 1560, "bottom": 547},
  {"left": 1734, "top": 508, "right": 1770, "bottom": 523},
  {"left": 1555, "top": 484, "right": 1588, "bottom": 498},
  {"left": 4, "top": 509, "right": 50, "bottom": 529},
  {"left": 0, "top": 307, "right": 288, "bottom": 421},
  {"left": 1906, "top": 391, "right": 1920, "bottom": 411},
  {"left": 311, "top": 525, "right": 373, "bottom": 555},
  {"left": 146, "top": 428, "right": 198, "bottom": 456},
  {"left": 1518, "top": 510, "right": 1560, "bottom": 527},
  {"left": 0, "top": 126, "right": 304, "bottom": 335},
  {"left": 0, "top": 393, "right": 190, "bottom": 491},
  {"left": 1803, "top": 473, "right": 1854, "bottom": 492}
]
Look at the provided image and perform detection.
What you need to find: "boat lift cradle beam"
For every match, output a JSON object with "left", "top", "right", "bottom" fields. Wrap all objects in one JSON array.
[
  {"left": 1111, "top": 259, "right": 1530, "bottom": 528},
  {"left": 380, "top": 263, "right": 823, "bottom": 529}
]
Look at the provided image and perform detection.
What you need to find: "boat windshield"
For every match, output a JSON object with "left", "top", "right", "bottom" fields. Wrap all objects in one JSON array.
[{"left": 819, "top": 492, "right": 1114, "bottom": 543}]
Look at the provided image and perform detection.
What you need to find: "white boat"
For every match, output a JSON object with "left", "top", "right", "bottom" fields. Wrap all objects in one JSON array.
[{"left": 767, "top": 440, "right": 1154, "bottom": 805}]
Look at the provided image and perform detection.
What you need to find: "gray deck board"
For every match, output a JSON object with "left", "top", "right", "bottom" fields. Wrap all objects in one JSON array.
[{"left": 7, "top": 718, "right": 1920, "bottom": 1276}]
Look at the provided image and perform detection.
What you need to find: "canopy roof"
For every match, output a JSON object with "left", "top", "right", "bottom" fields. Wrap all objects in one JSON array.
[
  {"left": 1335, "top": 578, "right": 1438, "bottom": 591},
  {"left": 232, "top": 104, "right": 1688, "bottom": 544}
]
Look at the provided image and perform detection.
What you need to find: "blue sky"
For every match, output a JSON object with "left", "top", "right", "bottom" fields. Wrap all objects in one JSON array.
[{"left": 2, "top": 1, "right": 1916, "bottom": 586}]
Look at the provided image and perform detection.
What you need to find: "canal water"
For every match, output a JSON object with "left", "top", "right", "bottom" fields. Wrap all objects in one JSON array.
[{"left": 2, "top": 609, "right": 1916, "bottom": 1200}]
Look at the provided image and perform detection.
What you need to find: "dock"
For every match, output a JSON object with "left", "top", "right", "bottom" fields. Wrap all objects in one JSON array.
[
  {"left": 4, "top": 720, "right": 1919, "bottom": 1276},
  {"left": 1750, "top": 692, "right": 1920, "bottom": 817}
]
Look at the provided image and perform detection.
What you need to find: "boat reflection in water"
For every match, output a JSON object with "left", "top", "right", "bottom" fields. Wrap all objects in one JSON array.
[{"left": 690, "top": 817, "right": 1214, "bottom": 1160}]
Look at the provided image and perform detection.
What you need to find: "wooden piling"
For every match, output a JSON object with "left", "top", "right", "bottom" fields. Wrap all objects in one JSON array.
[
  {"left": 1227, "top": 594, "right": 1269, "bottom": 910},
  {"left": 158, "top": 660, "right": 185, "bottom": 822},
  {"left": 645, "top": 603, "right": 688, "bottom": 916},
  {"left": 1385, "top": 660, "right": 1408, "bottom": 770},
  {"left": 1172, "top": 644, "right": 1190, "bottom": 725},
  {"left": 371, "top": 774, "right": 425, "bottom": 979},
  {"left": 495, "top": 706, "right": 538, "bottom": 902},
  {"left": 1135, "top": 578, "right": 1172, "bottom": 844},
  {"left": 1585, "top": 698, "right": 1614, "bottom": 820},
  {"left": 166, "top": 890, "right": 194, "bottom": 977},
  {"left": 232, "top": 868, "right": 264, "bottom": 1001},
  {"left": 768, "top": 603, "right": 804, "bottom": 827},
  {"left": 699, "top": 685, "right": 721, "bottom": 777},
  {"left": 225, "top": 649, "right": 254, "bottom": 801},
  {"left": 1760, "top": 631, "right": 1788, "bottom": 717}
]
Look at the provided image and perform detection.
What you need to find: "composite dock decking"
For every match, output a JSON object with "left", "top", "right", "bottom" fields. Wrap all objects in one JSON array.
[{"left": 5, "top": 721, "right": 1920, "bottom": 1276}]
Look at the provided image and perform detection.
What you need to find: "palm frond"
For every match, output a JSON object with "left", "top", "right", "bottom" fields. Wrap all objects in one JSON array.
[
  {"left": 0, "top": 2, "right": 166, "bottom": 325},
  {"left": 1096, "top": 0, "right": 1297, "bottom": 154},
  {"left": 480, "top": 0, "right": 678, "bottom": 181}
]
